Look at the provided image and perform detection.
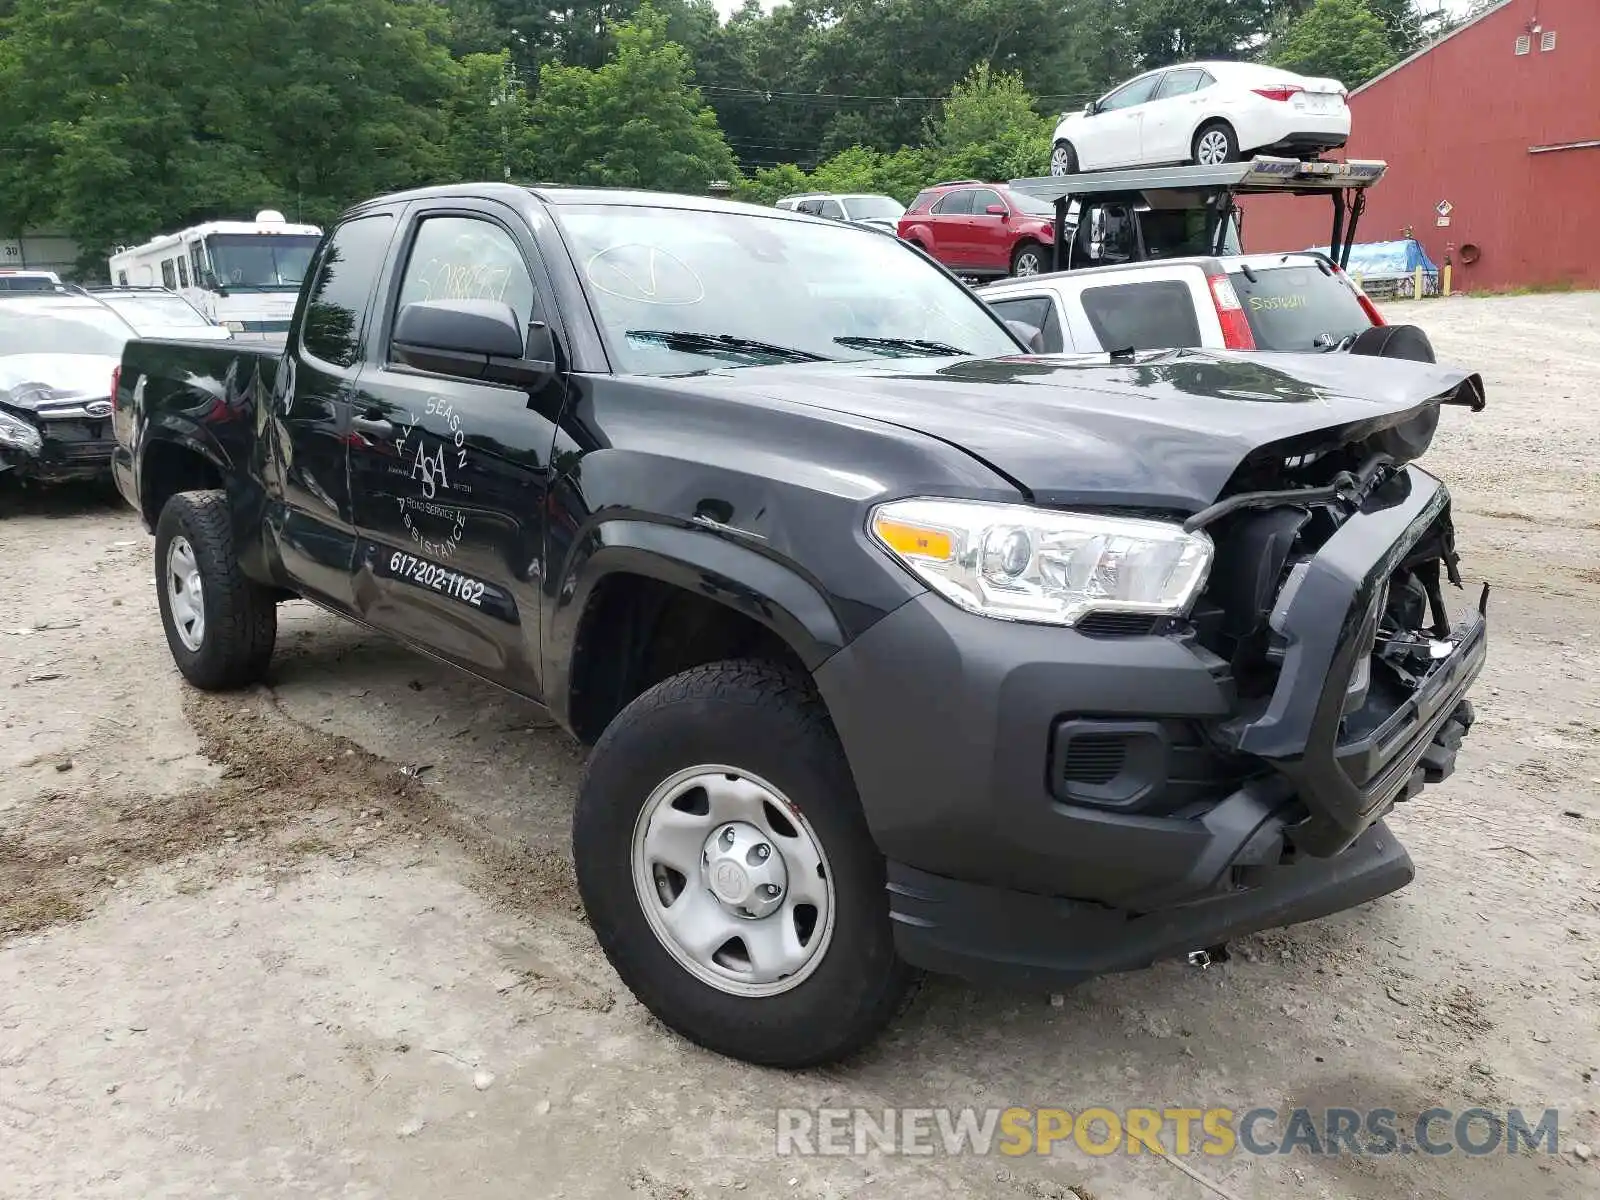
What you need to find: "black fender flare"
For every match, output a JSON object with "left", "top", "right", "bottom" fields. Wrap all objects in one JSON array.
[
  {"left": 545, "top": 517, "right": 848, "bottom": 723},
  {"left": 135, "top": 417, "right": 234, "bottom": 523}
]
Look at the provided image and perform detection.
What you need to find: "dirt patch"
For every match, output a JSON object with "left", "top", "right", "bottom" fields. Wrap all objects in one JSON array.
[{"left": 2, "top": 686, "right": 581, "bottom": 938}]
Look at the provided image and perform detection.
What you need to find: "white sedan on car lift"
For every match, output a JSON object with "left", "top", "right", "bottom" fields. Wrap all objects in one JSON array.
[{"left": 1050, "top": 61, "right": 1350, "bottom": 175}]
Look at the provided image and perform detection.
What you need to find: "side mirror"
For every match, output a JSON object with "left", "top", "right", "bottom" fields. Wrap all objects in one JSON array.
[
  {"left": 985, "top": 204, "right": 1008, "bottom": 216},
  {"left": 1084, "top": 101, "right": 1098, "bottom": 115},
  {"left": 393, "top": 299, "right": 554, "bottom": 386}
]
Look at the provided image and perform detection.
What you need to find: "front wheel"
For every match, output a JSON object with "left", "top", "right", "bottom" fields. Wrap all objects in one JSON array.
[
  {"left": 1049, "top": 140, "right": 1078, "bottom": 176},
  {"left": 572, "top": 660, "right": 912, "bottom": 1067},
  {"left": 1012, "top": 243, "right": 1050, "bottom": 277},
  {"left": 154, "top": 490, "right": 277, "bottom": 690}
]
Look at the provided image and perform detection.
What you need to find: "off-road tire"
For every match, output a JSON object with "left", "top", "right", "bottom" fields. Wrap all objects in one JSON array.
[
  {"left": 572, "top": 658, "right": 913, "bottom": 1067},
  {"left": 154, "top": 490, "right": 277, "bottom": 690}
]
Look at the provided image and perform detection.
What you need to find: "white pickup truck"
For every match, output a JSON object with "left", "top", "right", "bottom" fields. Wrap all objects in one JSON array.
[{"left": 976, "top": 251, "right": 1391, "bottom": 357}]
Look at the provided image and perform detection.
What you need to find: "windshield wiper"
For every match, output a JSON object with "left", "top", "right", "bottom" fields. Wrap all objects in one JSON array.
[
  {"left": 833, "top": 335, "right": 969, "bottom": 357},
  {"left": 625, "top": 330, "right": 829, "bottom": 364}
]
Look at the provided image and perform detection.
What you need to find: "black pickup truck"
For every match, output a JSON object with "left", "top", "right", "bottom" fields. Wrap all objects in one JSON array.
[{"left": 112, "top": 183, "right": 1488, "bottom": 1067}]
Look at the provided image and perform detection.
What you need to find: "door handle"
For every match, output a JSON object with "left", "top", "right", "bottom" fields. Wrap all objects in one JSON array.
[{"left": 352, "top": 413, "right": 393, "bottom": 438}]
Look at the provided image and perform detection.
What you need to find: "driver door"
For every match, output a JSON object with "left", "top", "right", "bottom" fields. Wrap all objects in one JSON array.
[{"left": 345, "top": 201, "right": 567, "bottom": 695}]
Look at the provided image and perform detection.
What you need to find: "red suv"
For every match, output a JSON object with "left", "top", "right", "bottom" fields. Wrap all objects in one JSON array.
[{"left": 897, "top": 181, "right": 1057, "bottom": 279}]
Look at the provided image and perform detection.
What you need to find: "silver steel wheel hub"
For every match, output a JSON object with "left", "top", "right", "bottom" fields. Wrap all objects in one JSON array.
[
  {"left": 703, "top": 822, "right": 788, "bottom": 918},
  {"left": 1017, "top": 255, "right": 1039, "bottom": 276},
  {"left": 1050, "top": 145, "right": 1071, "bottom": 176},
  {"left": 1198, "top": 131, "right": 1228, "bottom": 164},
  {"left": 166, "top": 535, "right": 206, "bottom": 652},
  {"left": 631, "top": 766, "right": 836, "bottom": 998}
]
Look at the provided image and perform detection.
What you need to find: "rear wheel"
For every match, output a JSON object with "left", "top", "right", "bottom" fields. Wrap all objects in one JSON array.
[
  {"left": 1049, "top": 140, "right": 1078, "bottom": 176},
  {"left": 1011, "top": 243, "right": 1049, "bottom": 278},
  {"left": 154, "top": 490, "right": 277, "bottom": 690},
  {"left": 1192, "top": 122, "right": 1239, "bottom": 166},
  {"left": 572, "top": 659, "right": 912, "bottom": 1067}
]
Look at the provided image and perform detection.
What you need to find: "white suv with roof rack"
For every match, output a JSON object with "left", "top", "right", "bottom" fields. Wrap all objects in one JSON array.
[{"left": 977, "top": 252, "right": 1388, "bottom": 357}]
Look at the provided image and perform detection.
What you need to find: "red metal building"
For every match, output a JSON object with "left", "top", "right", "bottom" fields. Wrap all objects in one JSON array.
[{"left": 1243, "top": 0, "right": 1600, "bottom": 291}]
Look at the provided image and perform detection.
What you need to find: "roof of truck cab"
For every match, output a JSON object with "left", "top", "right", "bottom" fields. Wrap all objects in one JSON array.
[{"left": 346, "top": 182, "right": 818, "bottom": 223}]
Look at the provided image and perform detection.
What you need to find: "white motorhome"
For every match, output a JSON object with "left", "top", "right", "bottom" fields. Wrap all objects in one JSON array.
[{"left": 107, "top": 211, "right": 323, "bottom": 340}]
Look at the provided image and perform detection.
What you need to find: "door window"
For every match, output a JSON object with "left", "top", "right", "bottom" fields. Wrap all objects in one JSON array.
[
  {"left": 176, "top": 256, "right": 190, "bottom": 288},
  {"left": 817, "top": 199, "right": 845, "bottom": 220},
  {"left": 394, "top": 215, "right": 537, "bottom": 334},
  {"left": 1154, "top": 68, "right": 1206, "bottom": 100},
  {"left": 1079, "top": 281, "right": 1202, "bottom": 351},
  {"left": 1098, "top": 74, "right": 1161, "bottom": 112},
  {"left": 988, "top": 295, "right": 1066, "bottom": 353},
  {"left": 969, "top": 189, "right": 1004, "bottom": 215},
  {"left": 931, "top": 190, "right": 975, "bottom": 216},
  {"left": 301, "top": 213, "right": 395, "bottom": 368},
  {"left": 189, "top": 242, "right": 205, "bottom": 286}
]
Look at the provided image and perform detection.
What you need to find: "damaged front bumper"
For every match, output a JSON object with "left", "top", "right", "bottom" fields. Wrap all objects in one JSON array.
[
  {"left": 1217, "top": 464, "right": 1488, "bottom": 857},
  {"left": 0, "top": 409, "right": 116, "bottom": 483},
  {"left": 817, "top": 464, "right": 1486, "bottom": 990}
]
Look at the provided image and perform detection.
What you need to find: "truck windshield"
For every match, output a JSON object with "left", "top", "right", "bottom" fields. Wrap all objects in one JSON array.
[
  {"left": 1228, "top": 261, "right": 1373, "bottom": 351},
  {"left": 554, "top": 204, "right": 1021, "bottom": 373},
  {"left": 205, "top": 234, "right": 321, "bottom": 291}
]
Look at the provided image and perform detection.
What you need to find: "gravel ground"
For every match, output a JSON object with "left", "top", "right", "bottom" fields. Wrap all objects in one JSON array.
[{"left": 3, "top": 291, "right": 1598, "bottom": 1199}]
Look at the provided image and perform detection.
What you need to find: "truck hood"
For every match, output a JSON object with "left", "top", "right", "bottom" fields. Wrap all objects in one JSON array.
[
  {"left": 0, "top": 353, "right": 121, "bottom": 411},
  {"left": 697, "top": 348, "right": 1484, "bottom": 511}
]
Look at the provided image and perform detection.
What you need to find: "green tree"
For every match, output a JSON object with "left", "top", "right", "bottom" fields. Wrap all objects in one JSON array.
[
  {"left": 1271, "top": 0, "right": 1397, "bottom": 88},
  {"left": 736, "top": 162, "right": 811, "bottom": 206},
  {"left": 442, "top": 50, "right": 537, "bottom": 182},
  {"left": 527, "top": 4, "right": 737, "bottom": 193},
  {"left": 924, "top": 63, "right": 1052, "bottom": 180},
  {"left": 0, "top": 0, "right": 461, "bottom": 262},
  {"left": 438, "top": 0, "right": 510, "bottom": 55},
  {"left": 1109, "top": 0, "right": 1277, "bottom": 68}
]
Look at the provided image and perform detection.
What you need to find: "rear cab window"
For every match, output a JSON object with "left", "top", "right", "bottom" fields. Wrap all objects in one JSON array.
[
  {"left": 300, "top": 214, "right": 395, "bottom": 368},
  {"left": 1078, "top": 280, "right": 1201, "bottom": 352},
  {"left": 1228, "top": 261, "right": 1373, "bottom": 351}
]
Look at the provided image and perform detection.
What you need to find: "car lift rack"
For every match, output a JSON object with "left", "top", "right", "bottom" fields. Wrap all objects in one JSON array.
[{"left": 1009, "top": 156, "right": 1389, "bottom": 272}]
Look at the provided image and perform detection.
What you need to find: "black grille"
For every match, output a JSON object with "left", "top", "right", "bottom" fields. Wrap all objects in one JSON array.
[
  {"left": 1076, "top": 611, "right": 1162, "bottom": 636},
  {"left": 1061, "top": 734, "right": 1127, "bottom": 785}
]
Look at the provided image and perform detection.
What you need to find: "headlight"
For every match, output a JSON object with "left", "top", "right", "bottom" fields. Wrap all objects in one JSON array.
[
  {"left": 0, "top": 409, "right": 43, "bottom": 454},
  {"left": 869, "top": 498, "right": 1213, "bottom": 627},
  {"left": 223, "top": 320, "right": 245, "bottom": 332}
]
